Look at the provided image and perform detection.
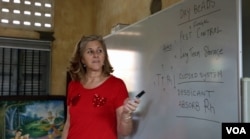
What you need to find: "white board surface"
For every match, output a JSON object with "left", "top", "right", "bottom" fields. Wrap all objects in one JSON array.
[{"left": 104, "top": 0, "right": 242, "bottom": 139}]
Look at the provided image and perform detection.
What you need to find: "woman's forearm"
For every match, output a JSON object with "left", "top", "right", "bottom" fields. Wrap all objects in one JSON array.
[
  {"left": 117, "top": 112, "right": 133, "bottom": 136},
  {"left": 61, "top": 120, "right": 69, "bottom": 139}
]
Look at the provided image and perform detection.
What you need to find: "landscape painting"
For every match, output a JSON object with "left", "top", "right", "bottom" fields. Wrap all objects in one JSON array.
[{"left": 0, "top": 96, "right": 66, "bottom": 139}]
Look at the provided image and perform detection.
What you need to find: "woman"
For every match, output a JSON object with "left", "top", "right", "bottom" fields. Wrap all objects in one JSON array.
[{"left": 62, "top": 35, "right": 140, "bottom": 139}]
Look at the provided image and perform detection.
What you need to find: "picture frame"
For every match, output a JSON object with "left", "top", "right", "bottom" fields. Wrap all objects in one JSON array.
[{"left": 0, "top": 95, "right": 66, "bottom": 139}]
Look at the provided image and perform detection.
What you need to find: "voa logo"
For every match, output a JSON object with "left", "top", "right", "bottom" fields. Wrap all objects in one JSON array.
[{"left": 226, "top": 127, "right": 246, "bottom": 134}]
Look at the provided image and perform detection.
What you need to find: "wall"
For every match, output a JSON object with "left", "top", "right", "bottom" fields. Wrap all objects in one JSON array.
[
  {"left": 242, "top": 0, "right": 250, "bottom": 77},
  {"left": 0, "top": 0, "right": 180, "bottom": 95},
  {"left": 52, "top": 0, "right": 95, "bottom": 95},
  {"left": 95, "top": 0, "right": 180, "bottom": 36}
]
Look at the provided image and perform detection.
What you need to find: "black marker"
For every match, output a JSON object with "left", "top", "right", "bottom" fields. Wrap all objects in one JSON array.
[{"left": 136, "top": 90, "right": 145, "bottom": 98}]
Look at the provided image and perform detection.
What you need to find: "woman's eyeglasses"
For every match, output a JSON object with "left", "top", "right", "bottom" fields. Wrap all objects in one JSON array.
[
  {"left": 92, "top": 94, "right": 107, "bottom": 107},
  {"left": 70, "top": 93, "right": 81, "bottom": 106},
  {"left": 70, "top": 93, "right": 107, "bottom": 107}
]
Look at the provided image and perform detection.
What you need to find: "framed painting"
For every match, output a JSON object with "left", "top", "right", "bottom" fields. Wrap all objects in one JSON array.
[{"left": 0, "top": 95, "right": 66, "bottom": 139}]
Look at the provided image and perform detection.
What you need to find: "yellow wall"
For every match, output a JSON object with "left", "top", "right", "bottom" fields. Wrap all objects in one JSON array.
[
  {"left": 95, "top": 0, "right": 180, "bottom": 36},
  {"left": 52, "top": 0, "right": 95, "bottom": 95},
  {"left": 0, "top": 0, "right": 180, "bottom": 95},
  {"left": 95, "top": 0, "right": 152, "bottom": 36}
]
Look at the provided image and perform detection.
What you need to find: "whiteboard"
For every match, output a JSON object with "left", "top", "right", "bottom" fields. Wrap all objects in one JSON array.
[
  {"left": 104, "top": 0, "right": 242, "bottom": 139},
  {"left": 242, "top": 78, "right": 250, "bottom": 122}
]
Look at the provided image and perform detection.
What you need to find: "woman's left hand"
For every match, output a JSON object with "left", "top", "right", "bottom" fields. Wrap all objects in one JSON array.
[{"left": 123, "top": 98, "right": 140, "bottom": 114}]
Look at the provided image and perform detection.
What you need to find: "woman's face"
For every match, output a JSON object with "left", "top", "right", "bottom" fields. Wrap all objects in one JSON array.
[{"left": 81, "top": 40, "right": 105, "bottom": 72}]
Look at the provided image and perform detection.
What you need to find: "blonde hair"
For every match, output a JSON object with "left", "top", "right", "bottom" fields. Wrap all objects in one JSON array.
[{"left": 67, "top": 35, "right": 114, "bottom": 81}]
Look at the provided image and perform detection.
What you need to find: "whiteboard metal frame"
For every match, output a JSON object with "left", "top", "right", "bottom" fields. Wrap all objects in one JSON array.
[{"left": 237, "top": 0, "right": 243, "bottom": 122}]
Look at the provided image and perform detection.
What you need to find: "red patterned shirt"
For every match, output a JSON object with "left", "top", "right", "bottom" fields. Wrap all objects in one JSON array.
[{"left": 66, "top": 75, "right": 128, "bottom": 139}]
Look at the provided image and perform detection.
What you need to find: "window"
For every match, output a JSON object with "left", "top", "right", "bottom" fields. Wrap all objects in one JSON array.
[
  {"left": 0, "top": 37, "right": 51, "bottom": 96},
  {"left": 0, "top": 0, "right": 54, "bottom": 31}
]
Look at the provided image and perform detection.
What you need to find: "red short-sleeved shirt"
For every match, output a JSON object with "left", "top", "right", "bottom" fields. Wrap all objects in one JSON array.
[{"left": 66, "top": 75, "right": 128, "bottom": 139}]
